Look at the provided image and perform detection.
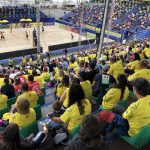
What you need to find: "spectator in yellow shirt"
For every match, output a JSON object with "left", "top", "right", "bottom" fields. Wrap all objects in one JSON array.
[
  {"left": 128, "top": 59, "right": 150, "bottom": 82},
  {"left": 123, "top": 78, "right": 150, "bottom": 137},
  {"left": 78, "top": 71, "right": 92, "bottom": 101},
  {"left": 143, "top": 44, "right": 150, "bottom": 59},
  {"left": 109, "top": 57, "right": 124, "bottom": 79},
  {"left": 102, "top": 74, "right": 129, "bottom": 110},
  {"left": 41, "top": 67, "right": 50, "bottom": 81},
  {"left": 54, "top": 66, "right": 65, "bottom": 83},
  {"left": 60, "top": 78, "right": 80, "bottom": 108},
  {"left": 127, "top": 53, "right": 140, "bottom": 72},
  {"left": 15, "top": 83, "right": 38, "bottom": 108},
  {"left": 55, "top": 75, "right": 69, "bottom": 99},
  {"left": 0, "top": 91, "right": 7, "bottom": 110},
  {"left": 51, "top": 83, "right": 91, "bottom": 132},
  {"left": 32, "top": 70, "right": 44, "bottom": 89},
  {"left": 9, "top": 99, "right": 36, "bottom": 128}
]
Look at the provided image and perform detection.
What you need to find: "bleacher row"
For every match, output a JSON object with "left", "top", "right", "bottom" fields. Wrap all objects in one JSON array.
[{"left": 60, "top": 2, "right": 150, "bottom": 33}]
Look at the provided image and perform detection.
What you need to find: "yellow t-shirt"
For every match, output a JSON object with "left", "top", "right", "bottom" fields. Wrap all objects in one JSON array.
[
  {"left": 9, "top": 108, "right": 36, "bottom": 128},
  {"left": 60, "top": 99, "right": 91, "bottom": 132},
  {"left": 78, "top": 57, "right": 84, "bottom": 62},
  {"left": 123, "top": 95, "right": 150, "bottom": 137},
  {"left": 28, "top": 69, "right": 33, "bottom": 74},
  {"left": 56, "top": 84, "right": 68, "bottom": 98},
  {"left": 29, "top": 58, "right": 33, "bottom": 64},
  {"left": 80, "top": 80, "right": 92, "bottom": 101},
  {"left": 69, "top": 62, "right": 78, "bottom": 70},
  {"left": 34, "top": 76, "right": 44, "bottom": 89},
  {"left": 128, "top": 69, "right": 150, "bottom": 82},
  {"left": 143, "top": 48, "right": 150, "bottom": 58},
  {"left": 84, "top": 56, "right": 89, "bottom": 63},
  {"left": 63, "top": 88, "right": 69, "bottom": 108},
  {"left": 0, "top": 78, "right": 11, "bottom": 87},
  {"left": 109, "top": 62, "right": 124, "bottom": 79},
  {"left": 37, "top": 54, "right": 40, "bottom": 60},
  {"left": 132, "top": 47, "right": 138, "bottom": 53},
  {"left": 16, "top": 91, "right": 38, "bottom": 108},
  {"left": 127, "top": 60, "right": 140, "bottom": 72},
  {"left": 102, "top": 87, "right": 129, "bottom": 110},
  {"left": 0, "top": 94, "right": 8, "bottom": 110},
  {"left": 41, "top": 72, "right": 50, "bottom": 80},
  {"left": 22, "top": 57, "right": 26, "bottom": 64},
  {"left": 54, "top": 71, "right": 66, "bottom": 82}
]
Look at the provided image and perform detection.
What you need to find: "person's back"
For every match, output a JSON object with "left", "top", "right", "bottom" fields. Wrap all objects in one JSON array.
[
  {"left": 123, "top": 78, "right": 150, "bottom": 137},
  {"left": 34, "top": 75, "right": 44, "bottom": 89},
  {"left": 41, "top": 72, "right": 50, "bottom": 80},
  {"left": 0, "top": 93, "right": 7, "bottom": 110},
  {"left": 1, "top": 78, "right": 15, "bottom": 99},
  {"left": 9, "top": 108, "right": 36, "bottom": 128},
  {"left": 16, "top": 91, "right": 38, "bottom": 108},
  {"left": 109, "top": 61, "right": 124, "bottom": 79},
  {"left": 128, "top": 59, "right": 150, "bottom": 82},
  {"left": 28, "top": 75, "right": 42, "bottom": 96},
  {"left": 80, "top": 80, "right": 92, "bottom": 101},
  {"left": 10, "top": 99, "right": 36, "bottom": 128},
  {"left": 128, "top": 68, "right": 150, "bottom": 82},
  {"left": 60, "top": 99, "right": 91, "bottom": 132},
  {"left": 102, "top": 87, "right": 129, "bottom": 110}
]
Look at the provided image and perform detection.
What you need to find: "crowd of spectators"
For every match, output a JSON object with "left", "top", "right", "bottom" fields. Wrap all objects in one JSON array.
[
  {"left": 0, "top": 38, "right": 149, "bottom": 149},
  {"left": 61, "top": 1, "right": 150, "bottom": 32}
]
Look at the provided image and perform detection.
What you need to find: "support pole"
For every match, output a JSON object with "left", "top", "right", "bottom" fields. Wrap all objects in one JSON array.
[
  {"left": 35, "top": 0, "right": 41, "bottom": 53},
  {"left": 78, "top": 11, "right": 83, "bottom": 49},
  {"left": 97, "top": 0, "right": 110, "bottom": 60}
]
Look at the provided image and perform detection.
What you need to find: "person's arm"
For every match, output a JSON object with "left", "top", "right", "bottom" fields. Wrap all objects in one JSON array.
[
  {"left": 103, "top": 89, "right": 116, "bottom": 102},
  {"left": 122, "top": 101, "right": 138, "bottom": 120},
  {"left": 59, "top": 89, "right": 67, "bottom": 104},
  {"left": 21, "top": 132, "right": 46, "bottom": 150}
]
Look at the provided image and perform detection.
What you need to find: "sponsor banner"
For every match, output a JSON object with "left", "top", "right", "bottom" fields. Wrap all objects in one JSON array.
[
  {"left": 43, "top": 22, "right": 55, "bottom": 26},
  {"left": 85, "top": 24, "right": 121, "bottom": 38}
]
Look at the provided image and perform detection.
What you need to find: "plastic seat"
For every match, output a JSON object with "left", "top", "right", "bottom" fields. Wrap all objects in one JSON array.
[
  {"left": 7, "top": 97, "right": 17, "bottom": 109},
  {"left": 44, "top": 79, "right": 50, "bottom": 83},
  {"left": 117, "top": 100, "right": 128, "bottom": 108},
  {"left": 0, "top": 107, "right": 9, "bottom": 119},
  {"left": 42, "top": 87, "right": 46, "bottom": 96},
  {"left": 20, "top": 121, "right": 39, "bottom": 138},
  {"left": 70, "top": 125, "right": 81, "bottom": 139},
  {"left": 34, "top": 105, "right": 42, "bottom": 120},
  {"left": 37, "top": 94, "right": 45, "bottom": 106},
  {"left": 121, "top": 124, "right": 150, "bottom": 149}
]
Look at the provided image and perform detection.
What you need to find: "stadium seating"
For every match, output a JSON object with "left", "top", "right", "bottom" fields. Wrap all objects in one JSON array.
[
  {"left": 37, "top": 94, "right": 45, "bottom": 106},
  {"left": 34, "top": 105, "right": 42, "bottom": 120},
  {"left": 7, "top": 97, "right": 17, "bottom": 109},
  {"left": 0, "top": 107, "right": 9, "bottom": 118},
  {"left": 20, "top": 121, "right": 39, "bottom": 138},
  {"left": 121, "top": 124, "right": 150, "bottom": 149}
]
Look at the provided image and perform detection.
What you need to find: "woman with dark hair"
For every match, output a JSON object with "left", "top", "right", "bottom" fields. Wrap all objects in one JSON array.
[
  {"left": 60, "top": 77, "right": 80, "bottom": 108},
  {"left": 78, "top": 71, "right": 92, "bottom": 101},
  {"left": 1, "top": 77, "right": 15, "bottom": 99},
  {"left": 127, "top": 53, "right": 141, "bottom": 72},
  {"left": 55, "top": 75, "right": 69, "bottom": 99},
  {"left": 13, "top": 78, "right": 22, "bottom": 93},
  {"left": 0, "top": 124, "right": 48, "bottom": 150},
  {"left": 51, "top": 84, "right": 91, "bottom": 133},
  {"left": 102, "top": 74, "right": 129, "bottom": 110},
  {"left": 65, "top": 115, "right": 109, "bottom": 150}
]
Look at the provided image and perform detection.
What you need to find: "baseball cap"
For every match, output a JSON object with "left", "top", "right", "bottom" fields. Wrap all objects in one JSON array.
[
  {"left": 103, "top": 65, "right": 109, "bottom": 72},
  {"left": 98, "top": 110, "right": 115, "bottom": 123}
]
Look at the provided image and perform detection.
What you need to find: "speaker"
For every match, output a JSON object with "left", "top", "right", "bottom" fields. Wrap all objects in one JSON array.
[{"left": 96, "top": 33, "right": 100, "bottom": 44}]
